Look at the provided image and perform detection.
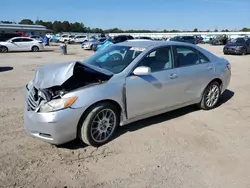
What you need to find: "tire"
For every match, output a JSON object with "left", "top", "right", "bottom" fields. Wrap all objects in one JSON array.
[
  {"left": 1, "top": 46, "right": 8, "bottom": 53},
  {"left": 78, "top": 102, "right": 120, "bottom": 147},
  {"left": 242, "top": 49, "right": 247, "bottom": 55},
  {"left": 199, "top": 82, "right": 221, "bottom": 110},
  {"left": 32, "top": 46, "right": 39, "bottom": 52}
]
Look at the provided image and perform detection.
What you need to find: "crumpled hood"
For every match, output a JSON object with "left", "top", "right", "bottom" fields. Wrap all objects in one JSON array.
[
  {"left": 225, "top": 43, "right": 244, "bottom": 47},
  {"left": 33, "top": 61, "right": 112, "bottom": 89}
]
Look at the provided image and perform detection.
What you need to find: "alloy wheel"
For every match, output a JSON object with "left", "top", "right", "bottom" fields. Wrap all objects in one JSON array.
[
  {"left": 90, "top": 109, "right": 116, "bottom": 143},
  {"left": 205, "top": 84, "right": 220, "bottom": 108}
]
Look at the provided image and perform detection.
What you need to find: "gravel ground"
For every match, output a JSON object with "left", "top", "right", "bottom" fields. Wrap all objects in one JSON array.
[{"left": 0, "top": 44, "right": 250, "bottom": 188}]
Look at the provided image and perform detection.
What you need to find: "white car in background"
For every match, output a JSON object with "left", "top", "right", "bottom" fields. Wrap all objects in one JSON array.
[
  {"left": 73, "top": 35, "right": 88, "bottom": 43},
  {"left": 59, "top": 34, "right": 75, "bottom": 43},
  {"left": 0, "top": 37, "right": 44, "bottom": 52}
]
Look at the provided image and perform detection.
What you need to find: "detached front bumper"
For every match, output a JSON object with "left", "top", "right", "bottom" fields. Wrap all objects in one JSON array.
[{"left": 24, "top": 90, "right": 85, "bottom": 145}]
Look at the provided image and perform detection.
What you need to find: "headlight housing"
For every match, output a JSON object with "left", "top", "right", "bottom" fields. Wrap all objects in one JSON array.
[{"left": 39, "top": 96, "right": 77, "bottom": 113}]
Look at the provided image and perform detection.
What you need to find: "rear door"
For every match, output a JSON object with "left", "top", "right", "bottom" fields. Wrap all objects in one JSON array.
[
  {"left": 173, "top": 45, "right": 215, "bottom": 104},
  {"left": 19, "top": 38, "right": 34, "bottom": 51}
]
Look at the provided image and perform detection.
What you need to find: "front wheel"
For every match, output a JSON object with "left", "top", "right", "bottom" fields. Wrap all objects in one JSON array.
[
  {"left": 1, "top": 46, "right": 8, "bottom": 53},
  {"left": 78, "top": 103, "right": 119, "bottom": 147},
  {"left": 199, "top": 82, "right": 221, "bottom": 110}
]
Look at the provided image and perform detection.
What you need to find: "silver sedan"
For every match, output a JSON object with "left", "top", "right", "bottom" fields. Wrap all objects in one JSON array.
[{"left": 24, "top": 41, "right": 231, "bottom": 147}]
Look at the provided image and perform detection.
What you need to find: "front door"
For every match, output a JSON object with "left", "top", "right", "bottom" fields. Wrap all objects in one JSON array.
[
  {"left": 125, "top": 46, "right": 180, "bottom": 119},
  {"left": 9, "top": 38, "right": 23, "bottom": 51}
]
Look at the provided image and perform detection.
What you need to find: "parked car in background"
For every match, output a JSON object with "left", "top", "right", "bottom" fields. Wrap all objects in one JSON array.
[
  {"left": 91, "top": 37, "right": 107, "bottom": 51},
  {"left": 73, "top": 35, "right": 88, "bottom": 43},
  {"left": 59, "top": 34, "right": 75, "bottom": 43},
  {"left": 135, "top": 36, "right": 153, "bottom": 40},
  {"left": 210, "top": 35, "right": 228, "bottom": 45},
  {"left": 0, "top": 33, "right": 23, "bottom": 42},
  {"left": 194, "top": 35, "right": 204, "bottom": 44},
  {"left": 24, "top": 41, "right": 231, "bottom": 147},
  {"left": 111, "top": 35, "right": 134, "bottom": 44},
  {"left": 170, "top": 36, "right": 196, "bottom": 44},
  {"left": 203, "top": 35, "right": 216, "bottom": 43},
  {"left": 30, "top": 35, "right": 43, "bottom": 41},
  {"left": 46, "top": 33, "right": 54, "bottom": 39},
  {"left": 82, "top": 38, "right": 106, "bottom": 50},
  {"left": 0, "top": 37, "right": 44, "bottom": 52},
  {"left": 223, "top": 37, "right": 250, "bottom": 55}
]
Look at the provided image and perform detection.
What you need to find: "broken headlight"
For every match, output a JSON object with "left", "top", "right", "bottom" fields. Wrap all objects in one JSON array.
[{"left": 39, "top": 96, "right": 78, "bottom": 113}]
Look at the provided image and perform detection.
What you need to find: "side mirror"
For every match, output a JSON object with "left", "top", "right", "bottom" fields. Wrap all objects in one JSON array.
[
  {"left": 133, "top": 66, "right": 151, "bottom": 76},
  {"left": 9, "top": 40, "right": 13, "bottom": 43}
]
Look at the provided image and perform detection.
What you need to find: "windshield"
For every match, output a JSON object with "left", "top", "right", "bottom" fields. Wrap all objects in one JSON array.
[
  {"left": 82, "top": 45, "right": 144, "bottom": 74},
  {"left": 231, "top": 38, "right": 246, "bottom": 43}
]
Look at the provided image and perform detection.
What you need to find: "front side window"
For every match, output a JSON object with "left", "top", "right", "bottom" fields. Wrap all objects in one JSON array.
[
  {"left": 138, "top": 47, "right": 173, "bottom": 72},
  {"left": 83, "top": 45, "right": 144, "bottom": 74},
  {"left": 174, "top": 46, "right": 199, "bottom": 67},
  {"left": 12, "top": 38, "right": 22, "bottom": 42}
]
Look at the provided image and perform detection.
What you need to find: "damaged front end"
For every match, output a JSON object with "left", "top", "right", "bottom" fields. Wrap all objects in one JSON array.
[{"left": 26, "top": 61, "right": 113, "bottom": 112}]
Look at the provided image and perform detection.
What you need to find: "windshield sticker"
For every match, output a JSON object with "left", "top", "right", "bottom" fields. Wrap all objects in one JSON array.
[{"left": 130, "top": 47, "right": 146, "bottom": 52}]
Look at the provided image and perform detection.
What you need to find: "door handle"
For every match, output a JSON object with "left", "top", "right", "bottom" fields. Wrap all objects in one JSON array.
[
  {"left": 169, "top": 73, "right": 178, "bottom": 79},
  {"left": 206, "top": 66, "right": 213, "bottom": 71}
]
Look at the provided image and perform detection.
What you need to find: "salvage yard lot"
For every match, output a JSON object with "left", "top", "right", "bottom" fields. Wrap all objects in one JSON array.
[{"left": 0, "top": 44, "right": 250, "bottom": 188}]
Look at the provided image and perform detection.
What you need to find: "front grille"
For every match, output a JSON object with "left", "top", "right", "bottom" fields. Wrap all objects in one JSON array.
[{"left": 27, "top": 86, "right": 41, "bottom": 111}]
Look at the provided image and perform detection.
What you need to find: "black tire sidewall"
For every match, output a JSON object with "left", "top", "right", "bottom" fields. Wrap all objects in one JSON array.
[
  {"left": 79, "top": 103, "right": 119, "bottom": 147},
  {"left": 201, "top": 82, "right": 221, "bottom": 110},
  {"left": 32, "top": 46, "right": 39, "bottom": 52},
  {"left": 2, "top": 46, "right": 8, "bottom": 53}
]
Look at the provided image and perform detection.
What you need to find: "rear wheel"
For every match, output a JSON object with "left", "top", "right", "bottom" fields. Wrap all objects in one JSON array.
[
  {"left": 199, "top": 82, "right": 221, "bottom": 110},
  {"left": 32, "top": 46, "right": 39, "bottom": 52},
  {"left": 78, "top": 102, "right": 120, "bottom": 147}
]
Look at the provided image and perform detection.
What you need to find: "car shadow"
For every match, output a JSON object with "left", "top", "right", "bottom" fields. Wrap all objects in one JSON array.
[
  {"left": 0, "top": 66, "right": 13, "bottom": 72},
  {"left": 115, "top": 89, "right": 234, "bottom": 139},
  {"left": 59, "top": 89, "right": 234, "bottom": 150}
]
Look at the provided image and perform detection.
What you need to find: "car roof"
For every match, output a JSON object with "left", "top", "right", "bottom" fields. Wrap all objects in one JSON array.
[
  {"left": 11, "top": 37, "right": 33, "bottom": 40},
  {"left": 114, "top": 40, "right": 196, "bottom": 48}
]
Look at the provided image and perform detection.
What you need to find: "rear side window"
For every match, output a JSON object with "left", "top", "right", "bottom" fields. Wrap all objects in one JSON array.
[
  {"left": 174, "top": 46, "right": 199, "bottom": 67},
  {"left": 198, "top": 51, "right": 210, "bottom": 63}
]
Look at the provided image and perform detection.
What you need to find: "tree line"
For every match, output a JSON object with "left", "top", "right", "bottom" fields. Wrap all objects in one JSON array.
[{"left": 1, "top": 19, "right": 250, "bottom": 33}]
